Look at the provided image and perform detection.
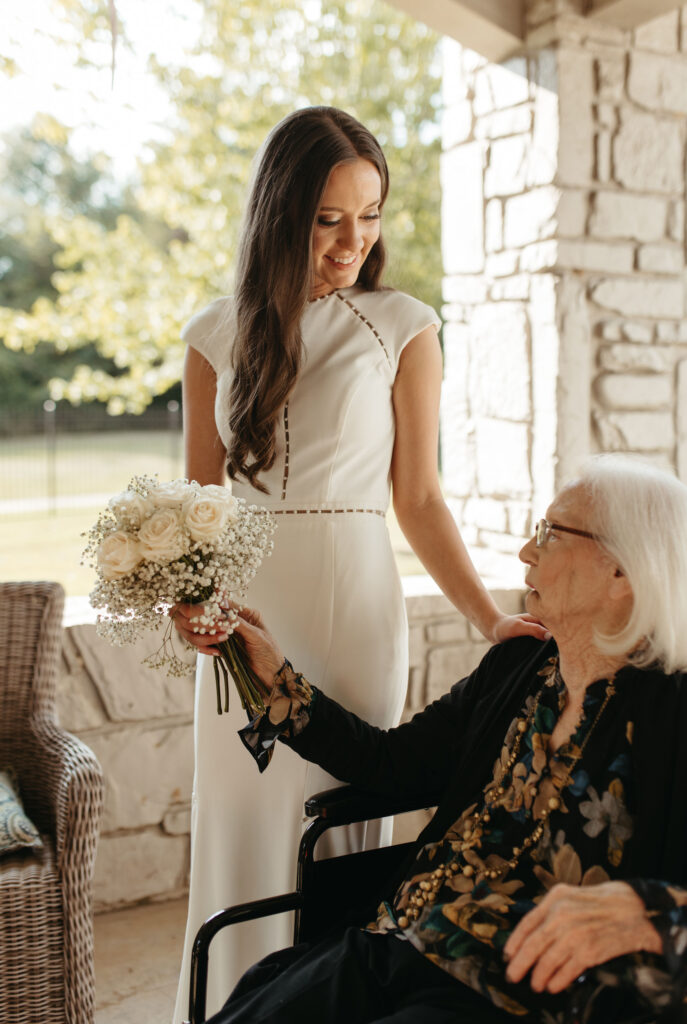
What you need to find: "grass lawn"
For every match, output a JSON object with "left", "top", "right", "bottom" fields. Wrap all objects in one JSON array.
[
  {"left": 0, "top": 431, "right": 424, "bottom": 597},
  {"left": 0, "top": 430, "right": 185, "bottom": 500},
  {"left": 1, "top": 506, "right": 101, "bottom": 596}
]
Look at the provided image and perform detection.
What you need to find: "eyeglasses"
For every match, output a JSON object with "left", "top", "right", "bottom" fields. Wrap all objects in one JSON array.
[{"left": 535, "top": 519, "right": 600, "bottom": 548}]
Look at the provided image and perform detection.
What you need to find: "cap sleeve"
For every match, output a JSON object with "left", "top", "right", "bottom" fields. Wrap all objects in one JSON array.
[
  {"left": 181, "top": 297, "right": 234, "bottom": 375},
  {"left": 393, "top": 294, "right": 441, "bottom": 366},
  {"left": 345, "top": 288, "right": 441, "bottom": 373}
]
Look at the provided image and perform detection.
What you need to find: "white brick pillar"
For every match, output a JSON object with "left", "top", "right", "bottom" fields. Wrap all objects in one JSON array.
[{"left": 440, "top": 4, "right": 687, "bottom": 581}]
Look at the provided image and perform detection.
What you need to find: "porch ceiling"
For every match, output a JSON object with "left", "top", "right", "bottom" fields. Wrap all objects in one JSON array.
[
  {"left": 588, "top": 0, "right": 682, "bottom": 29},
  {"left": 387, "top": 0, "right": 683, "bottom": 61}
]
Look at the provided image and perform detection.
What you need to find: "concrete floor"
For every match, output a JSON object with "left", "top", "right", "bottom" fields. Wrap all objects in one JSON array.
[{"left": 94, "top": 898, "right": 187, "bottom": 1024}]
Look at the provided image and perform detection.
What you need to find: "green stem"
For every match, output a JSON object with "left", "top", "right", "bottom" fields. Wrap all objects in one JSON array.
[
  {"left": 217, "top": 635, "right": 266, "bottom": 718},
  {"left": 212, "top": 657, "right": 222, "bottom": 715},
  {"left": 180, "top": 589, "right": 266, "bottom": 718}
]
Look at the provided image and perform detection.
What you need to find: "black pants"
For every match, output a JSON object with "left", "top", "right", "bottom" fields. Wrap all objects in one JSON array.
[{"left": 207, "top": 927, "right": 522, "bottom": 1023}]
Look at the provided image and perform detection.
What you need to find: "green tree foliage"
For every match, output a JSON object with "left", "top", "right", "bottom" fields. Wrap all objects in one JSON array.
[
  {"left": 0, "top": 117, "right": 132, "bottom": 307},
  {"left": 0, "top": 118, "right": 135, "bottom": 409},
  {"left": 0, "top": 0, "right": 442, "bottom": 413}
]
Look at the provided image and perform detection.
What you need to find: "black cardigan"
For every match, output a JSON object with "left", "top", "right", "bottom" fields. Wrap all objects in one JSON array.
[{"left": 288, "top": 637, "right": 687, "bottom": 893}]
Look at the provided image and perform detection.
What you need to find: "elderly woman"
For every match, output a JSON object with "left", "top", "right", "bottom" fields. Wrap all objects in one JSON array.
[{"left": 203, "top": 454, "right": 687, "bottom": 1023}]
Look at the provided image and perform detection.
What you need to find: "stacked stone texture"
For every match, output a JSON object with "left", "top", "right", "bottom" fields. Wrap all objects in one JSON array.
[
  {"left": 441, "top": 4, "right": 687, "bottom": 580},
  {"left": 58, "top": 625, "right": 195, "bottom": 910}
]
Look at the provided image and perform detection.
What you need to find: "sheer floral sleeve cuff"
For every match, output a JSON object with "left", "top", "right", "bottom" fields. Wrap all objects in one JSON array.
[
  {"left": 564, "top": 881, "right": 687, "bottom": 1021},
  {"left": 238, "top": 659, "right": 317, "bottom": 773},
  {"left": 628, "top": 878, "right": 687, "bottom": 976}
]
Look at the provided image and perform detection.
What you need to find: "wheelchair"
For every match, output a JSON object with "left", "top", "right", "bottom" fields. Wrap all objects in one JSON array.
[
  {"left": 184, "top": 783, "right": 441, "bottom": 1024},
  {"left": 185, "top": 785, "right": 666, "bottom": 1024}
]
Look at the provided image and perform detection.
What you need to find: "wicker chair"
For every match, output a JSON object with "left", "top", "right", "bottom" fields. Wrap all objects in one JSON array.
[{"left": 0, "top": 581, "right": 104, "bottom": 1024}]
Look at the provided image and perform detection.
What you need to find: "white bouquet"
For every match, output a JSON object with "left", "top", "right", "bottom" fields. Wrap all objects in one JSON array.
[{"left": 83, "top": 475, "right": 275, "bottom": 717}]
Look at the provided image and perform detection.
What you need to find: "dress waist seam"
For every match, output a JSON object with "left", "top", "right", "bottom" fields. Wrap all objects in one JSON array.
[{"left": 256, "top": 502, "right": 386, "bottom": 517}]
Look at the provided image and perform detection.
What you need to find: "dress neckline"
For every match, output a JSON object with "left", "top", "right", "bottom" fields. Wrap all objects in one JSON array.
[{"left": 307, "top": 285, "right": 360, "bottom": 305}]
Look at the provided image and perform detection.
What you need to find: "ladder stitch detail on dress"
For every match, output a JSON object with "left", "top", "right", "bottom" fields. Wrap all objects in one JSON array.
[
  {"left": 281, "top": 402, "right": 290, "bottom": 500},
  {"left": 272, "top": 508, "right": 384, "bottom": 517},
  {"left": 337, "top": 293, "right": 392, "bottom": 368}
]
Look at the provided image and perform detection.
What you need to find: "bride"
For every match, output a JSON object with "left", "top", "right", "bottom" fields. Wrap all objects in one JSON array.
[{"left": 171, "top": 105, "right": 546, "bottom": 1018}]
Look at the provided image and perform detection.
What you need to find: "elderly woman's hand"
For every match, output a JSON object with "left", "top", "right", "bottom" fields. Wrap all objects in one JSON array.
[
  {"left": 232, "top": 607, "right": 286, "bottom": 689},
  {"left": 170, "top": 603, "right": 285, "bottom": 686},
  {"left": 490, "top": 613, "right": 551, "bottom": 644},
  {"left": 503, "top": 881, "right": 662, "bottom": 994}
]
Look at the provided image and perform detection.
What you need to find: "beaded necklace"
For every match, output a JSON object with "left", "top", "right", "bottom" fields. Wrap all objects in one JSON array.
[{"left": 397, "top": 662, "right": 616, "bottom": 928}]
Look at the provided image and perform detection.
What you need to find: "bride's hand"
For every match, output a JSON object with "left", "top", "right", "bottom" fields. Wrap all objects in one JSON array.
[
  {"left": 490, "top": 613, "right": 551, "bottom": 644},
  {"left": 232, "top": 608, "right": 286, "bottom": 688},
  {"left": 169, "top": 602, "right": 230, "bottom": 656}
]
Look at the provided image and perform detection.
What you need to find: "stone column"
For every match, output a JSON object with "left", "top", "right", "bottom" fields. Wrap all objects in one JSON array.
[{"left": 440, "top": 3, "right": 687, "bottom": 581}]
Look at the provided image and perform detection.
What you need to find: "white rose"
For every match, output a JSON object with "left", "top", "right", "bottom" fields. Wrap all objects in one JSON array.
[
  {"left": 199, "top": 484, "right": 238, "bottom": 517},
  {"left": 185, "top": 493, "right": 235, "bottom": 542},
  {"left": 97, "top": 531, "right": 142, "bottom": 580},
  {"left": 199, "top": 483, "right": 232, "bottom": 501},
  {"left": 148, "top": 479, "right": 196, "bottom": 509},
  {"left": 138, "top": 509, "right": 188, "bottom": 562},
  {"left": 108, "top": 490, "right": 153, "bottom": 528}
]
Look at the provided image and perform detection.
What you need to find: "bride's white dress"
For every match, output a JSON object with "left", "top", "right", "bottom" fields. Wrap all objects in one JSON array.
[{"left": 173, "top": 285, "right": 439, "bottom": 1020}]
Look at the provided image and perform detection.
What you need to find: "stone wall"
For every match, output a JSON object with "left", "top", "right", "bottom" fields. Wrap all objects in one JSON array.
[
  {"left": 58, "top": 586, "right": 525, "bottom": 910},
  {"left": 440, "top": 3, "right": 687, "bottom": 582},
  {"left": 59, "top": 624, "right": 195, "bottom": 910},
  {"left": 404, "top": 584, "right": 524, "bottom": 717}
]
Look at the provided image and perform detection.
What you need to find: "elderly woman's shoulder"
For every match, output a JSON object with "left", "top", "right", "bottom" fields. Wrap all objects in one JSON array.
[
  {"left": 471, "top": 635, "right": 555, "bottom": 687},
  {"left": 445, "top": 636, "right": 554, "bottom": 714},
  {"left": 623, "top": 661, "right": 687, "bottom": 701},
  {"left": 494, "top": 634, "right": 554, "bottom": 662}
]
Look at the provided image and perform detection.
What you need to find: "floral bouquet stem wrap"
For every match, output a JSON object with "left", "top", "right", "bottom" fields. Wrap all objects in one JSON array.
[
  {"left": 83, "top": 475, "right": 275, "bottom": 718},
  {"left": 194, "top": 596, "right": 267, "bottom": 716}
]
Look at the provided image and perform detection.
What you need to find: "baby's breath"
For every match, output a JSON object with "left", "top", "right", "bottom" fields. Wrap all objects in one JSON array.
[{"left": 83, "top": 476, "right": 275, "bottom": 680}]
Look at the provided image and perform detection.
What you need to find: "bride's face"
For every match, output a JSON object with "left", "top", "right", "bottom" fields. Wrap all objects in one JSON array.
[{"left": 310, "top": 158, "right": 382, "bottom": 300}]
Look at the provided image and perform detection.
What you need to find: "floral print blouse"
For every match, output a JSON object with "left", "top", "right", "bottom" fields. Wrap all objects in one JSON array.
[
  {"left": 366, "top": 658, "right": 686, "bottom": 1019},
  {"left": 244, "top": 648, "right": 687, "bottom": 1019}
]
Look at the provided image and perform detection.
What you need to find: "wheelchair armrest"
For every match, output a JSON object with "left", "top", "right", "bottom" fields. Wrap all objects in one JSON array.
[
  {"left": 304, "top": 784, "right": 441, "bottom": 826},
  {"left": 187, "top": 893, "right": 304, "bottom": 1024}
]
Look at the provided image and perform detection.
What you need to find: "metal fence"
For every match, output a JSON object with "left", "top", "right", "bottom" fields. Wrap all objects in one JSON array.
[
  {"left": 0, "top": 398, "right": 183, "bottom": 437},
  {"left": 0, "top": 401, "right": 184, "bottom": 514}
]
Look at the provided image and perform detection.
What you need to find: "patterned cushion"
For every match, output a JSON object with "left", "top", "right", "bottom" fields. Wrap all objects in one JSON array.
[{"left": 0, "top": 769, "right": 43, "bottom": 855}]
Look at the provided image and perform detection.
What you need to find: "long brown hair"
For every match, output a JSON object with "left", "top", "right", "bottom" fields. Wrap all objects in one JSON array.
[{"left": 227, "top": 106, "right": 389, "bottom": 492}]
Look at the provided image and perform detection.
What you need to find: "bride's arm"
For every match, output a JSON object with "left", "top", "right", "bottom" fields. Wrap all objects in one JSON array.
[
  {"left": 183, "top": 346, "right": 227, "bottom": 487},
  {"left": 391, "top": 327, "right": 548, "bottom": 645}
]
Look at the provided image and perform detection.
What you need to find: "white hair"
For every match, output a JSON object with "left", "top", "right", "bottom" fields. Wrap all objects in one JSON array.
[{"left": 574, "top": 454, "right": 687, "bottom": 674}]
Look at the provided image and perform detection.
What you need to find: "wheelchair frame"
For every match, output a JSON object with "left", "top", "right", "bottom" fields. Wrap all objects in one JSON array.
[{"left": 185, "top": 784, "right": 440, "bottom": 1024}]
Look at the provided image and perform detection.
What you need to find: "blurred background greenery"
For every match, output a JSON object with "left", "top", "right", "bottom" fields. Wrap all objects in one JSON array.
[{"left": 1, "top": 0, "right": 443, "bottom": 594}]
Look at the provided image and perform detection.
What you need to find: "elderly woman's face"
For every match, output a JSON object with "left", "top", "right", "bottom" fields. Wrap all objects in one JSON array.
[{"left": 519, "top": 484, "right": 623, "bottom": 636}]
